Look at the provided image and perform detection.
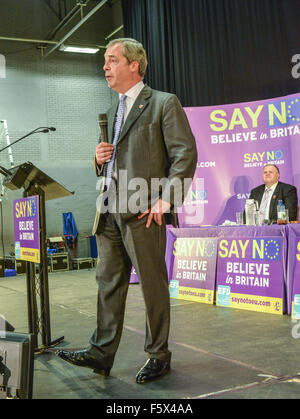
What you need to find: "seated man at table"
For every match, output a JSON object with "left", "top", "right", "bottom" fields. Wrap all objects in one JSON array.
[{"left": 249, "top": 164, "right": 298, "bottom": 223}]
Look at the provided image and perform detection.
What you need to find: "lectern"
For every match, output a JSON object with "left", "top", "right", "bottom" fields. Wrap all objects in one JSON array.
[{"left": 2, "top": 162, "right": 73, "bottom": 351}]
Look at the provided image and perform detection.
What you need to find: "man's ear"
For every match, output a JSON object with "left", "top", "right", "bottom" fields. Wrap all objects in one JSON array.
[{"left": 129, "top": 60, "right": 139, "bottom": 74}]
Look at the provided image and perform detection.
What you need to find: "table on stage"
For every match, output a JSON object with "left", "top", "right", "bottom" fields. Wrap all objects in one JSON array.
[{"left": 166, "top": 224, "right": 300, "bottom": 316}]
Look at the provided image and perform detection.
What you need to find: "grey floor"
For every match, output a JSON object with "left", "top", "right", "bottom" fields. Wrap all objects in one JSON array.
[{"left": 1, "top": 268, "right": 300, "bottom": 400}]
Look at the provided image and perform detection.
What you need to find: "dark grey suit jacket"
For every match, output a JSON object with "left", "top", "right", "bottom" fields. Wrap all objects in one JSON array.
[
  {"left": 249, "top": 181, "right": 298, "bottom": 221},
  {"left": 93, "top": 85, "right": 197, "bottom": 234}
]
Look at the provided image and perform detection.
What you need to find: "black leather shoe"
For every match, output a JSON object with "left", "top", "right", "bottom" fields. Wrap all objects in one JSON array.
[
  {"left": 136, "top": 358, "right": 170, "bottom": 383},
  {"left": 56, "top": 349, "right": 110, "bottom": 376}
]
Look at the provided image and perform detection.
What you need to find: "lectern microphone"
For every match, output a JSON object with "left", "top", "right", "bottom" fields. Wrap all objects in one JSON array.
[
  {"left": 41, "top": 127, "right": 56, "bottom": 133},
  {"left": 0, "top": 127, "right": 56, "bottom": 153}
]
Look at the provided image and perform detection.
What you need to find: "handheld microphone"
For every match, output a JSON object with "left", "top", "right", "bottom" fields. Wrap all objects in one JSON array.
[{"left": 98, "top": 114, "right": 108, "bottom": 143}]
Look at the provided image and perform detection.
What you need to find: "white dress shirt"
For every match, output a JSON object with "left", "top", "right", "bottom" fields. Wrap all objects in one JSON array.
[
  {"left": 113, "top": 81, "right": 145, "bottom": 179},
  {"left": 119, "top": 81, "right": 145, "bottom": 123},
  {"left": 262, "top": 182, "right": 278, "bottom": 220}
]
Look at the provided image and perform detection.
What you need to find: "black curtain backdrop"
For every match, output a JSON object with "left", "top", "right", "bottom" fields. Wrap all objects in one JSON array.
[{"left": 121, "top": 0, "right": 300, "bottom": 107}]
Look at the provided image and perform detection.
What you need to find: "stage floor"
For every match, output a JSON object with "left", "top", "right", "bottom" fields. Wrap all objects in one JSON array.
[{"left": 1, "top": 268, "right": 300, "bottom": 400}]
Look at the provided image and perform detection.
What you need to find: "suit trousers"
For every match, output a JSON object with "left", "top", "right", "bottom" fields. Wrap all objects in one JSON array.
[{"left": 89, "top": 211, "right": 172, "bottom": 367}]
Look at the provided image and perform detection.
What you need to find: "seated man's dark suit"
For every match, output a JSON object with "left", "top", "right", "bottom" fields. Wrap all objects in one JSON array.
[{"left": 249, "top": 181, "right": 298, "bottom": 222}]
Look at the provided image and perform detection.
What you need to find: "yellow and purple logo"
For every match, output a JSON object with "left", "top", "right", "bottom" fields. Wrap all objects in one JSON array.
[{"left": 219, "top": 238, "right": 281, "bottom": 261}]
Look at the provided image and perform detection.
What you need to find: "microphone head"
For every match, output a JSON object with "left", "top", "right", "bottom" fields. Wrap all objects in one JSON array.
[
  {"left": 41, "top": 127, "right": 56, "bottom": 133},
  {"left": 98, "top": 114, "right": 108, "bottom": 126}
]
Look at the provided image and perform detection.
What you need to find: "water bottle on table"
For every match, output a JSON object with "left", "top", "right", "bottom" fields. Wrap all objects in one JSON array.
[{"left": 277, "top": 200, "right": 288, "bottom": 224}]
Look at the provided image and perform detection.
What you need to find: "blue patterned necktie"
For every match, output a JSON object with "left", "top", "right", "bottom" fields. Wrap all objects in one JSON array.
[
  {"left": 105, "top": 94, "right": 127, "bottom": 188},
  {"left": 259, "top": 187, "right": 272, "bottom": 223}
]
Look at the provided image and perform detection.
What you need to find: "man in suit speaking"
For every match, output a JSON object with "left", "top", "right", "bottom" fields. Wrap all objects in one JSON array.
[
  {"left": 249, "top": 164, "right": 298, "bottom": 223},
  {"left": 57, "top": 38, "right": 197, "bottom": 383}
]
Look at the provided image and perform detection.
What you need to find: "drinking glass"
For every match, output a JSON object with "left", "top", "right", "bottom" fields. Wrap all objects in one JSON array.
[{"left": 236, "top": 212, "right": 244, "bottom": 225}]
